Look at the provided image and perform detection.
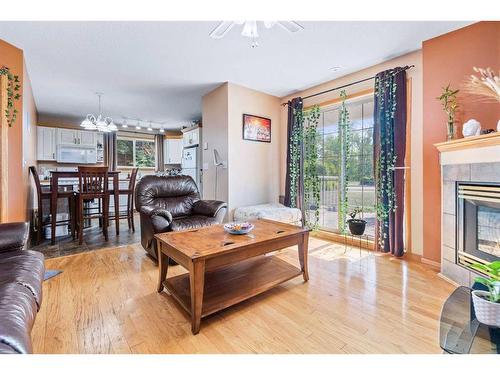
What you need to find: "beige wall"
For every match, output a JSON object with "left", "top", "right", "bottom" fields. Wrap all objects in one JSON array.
[
  {"left": 227, "top": 83, "right": 281, "bottom": 217},
  {"left": 22, "top": 60, "right": 38, "bottom": 220},
  {"left": 202, "top": 82, "right": 281, "bottom": 219},
  {"left": 279, "top": 51, "right": 424, "bottom": 255},
  {"left": 202, "top": 83, "right": 229, "bottom": 203}
]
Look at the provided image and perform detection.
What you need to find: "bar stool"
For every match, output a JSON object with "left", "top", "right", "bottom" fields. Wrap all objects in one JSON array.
[
  {"left": 75, "top": 166, "right": 109, "bottom": 245},
  {"left": 108, "top": 168, "right": 138, "bottom": 231},
  {"left": 29, "top": 166, "right": 75, "bottom": 245}
]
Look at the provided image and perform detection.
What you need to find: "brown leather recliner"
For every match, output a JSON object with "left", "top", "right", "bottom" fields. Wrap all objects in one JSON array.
[
  {"left": 0, "top": 222, "right": 45, "bottom": 354},
  {"left": 135, "top": 175, "right": 227, "bottom": 260}
]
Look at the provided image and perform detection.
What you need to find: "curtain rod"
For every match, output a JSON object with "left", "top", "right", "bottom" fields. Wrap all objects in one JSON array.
[{"left": 281, "top": 65, "right": 415, "bottom": 106}]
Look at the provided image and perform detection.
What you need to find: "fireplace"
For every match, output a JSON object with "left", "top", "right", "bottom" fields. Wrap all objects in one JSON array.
[{"left": 456, "top": 182, "right": 500, "bottom": 271}]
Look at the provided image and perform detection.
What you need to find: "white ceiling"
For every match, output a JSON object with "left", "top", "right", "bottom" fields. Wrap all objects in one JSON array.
[{"left": 0, "top": 21, "right": 470, "bottom": 130}]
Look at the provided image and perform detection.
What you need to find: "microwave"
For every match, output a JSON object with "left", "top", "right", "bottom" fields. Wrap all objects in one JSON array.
[{"left": 56, "top": 146, "right": 97, "bottom": 164}]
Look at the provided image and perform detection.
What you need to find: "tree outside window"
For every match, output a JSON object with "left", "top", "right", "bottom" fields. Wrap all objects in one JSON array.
[{"left": 117, "top": 137, "right": 155, "bottom": 168}]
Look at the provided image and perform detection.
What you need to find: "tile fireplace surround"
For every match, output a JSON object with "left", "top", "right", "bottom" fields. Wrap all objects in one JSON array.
[{"left": 436, "top": 133, "right": 500, "bottom": 286}]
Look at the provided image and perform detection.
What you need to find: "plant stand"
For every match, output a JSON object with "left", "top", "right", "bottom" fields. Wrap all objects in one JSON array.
[{"left": 343, "top": 232, "right": 370, "bottom": 259}]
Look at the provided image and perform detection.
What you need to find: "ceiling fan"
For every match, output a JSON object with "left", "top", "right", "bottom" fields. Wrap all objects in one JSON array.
[{"left": 209, "top": 21, "right": 304, "bottom": 48}]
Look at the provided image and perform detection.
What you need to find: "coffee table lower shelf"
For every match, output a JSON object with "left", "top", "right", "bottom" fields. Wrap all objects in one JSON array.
[{"left": 163, "top": 255, "right": 303, "bottom": 318}]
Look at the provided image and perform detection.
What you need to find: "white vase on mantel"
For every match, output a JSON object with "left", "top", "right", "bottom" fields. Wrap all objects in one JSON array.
[
  {"left": 497, "top": 119, "right": 500, "bottom": 132},
  {"left": 462, "top": 119, "right": 481, "bottom": 137}
]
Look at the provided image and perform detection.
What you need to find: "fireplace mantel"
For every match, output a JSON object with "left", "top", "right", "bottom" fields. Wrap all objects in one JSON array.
[
  {"left": 434, "top": 133, "right": 500, "bottom": 166},
  {"left": 435, "top": 132, "right": 500, "bottom": 152}
]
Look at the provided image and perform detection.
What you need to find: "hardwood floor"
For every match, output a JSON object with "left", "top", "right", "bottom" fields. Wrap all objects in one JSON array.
[{"left": 32, "top": 237, "right": 455, "bottom": 353}]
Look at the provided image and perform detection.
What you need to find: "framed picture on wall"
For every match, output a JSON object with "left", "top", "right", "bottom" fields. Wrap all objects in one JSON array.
[{"left": 242, "top": 114, "right": 271, "bottom": 143}]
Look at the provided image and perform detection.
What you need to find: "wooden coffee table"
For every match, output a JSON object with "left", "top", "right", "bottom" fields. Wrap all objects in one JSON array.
[{"left": 155, "top": 219, "right": 309, "bottom": 334}]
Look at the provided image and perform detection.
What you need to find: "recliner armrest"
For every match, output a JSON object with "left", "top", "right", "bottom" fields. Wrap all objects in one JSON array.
[
  {"left": 0, "top": 222, "right": 29, "bottom": 253},
  {"left": 139, "top": 206, "right": 173, "bottom": 233},
  {"left": 192, "top": 200, "right": 227, "bottom": 217}
]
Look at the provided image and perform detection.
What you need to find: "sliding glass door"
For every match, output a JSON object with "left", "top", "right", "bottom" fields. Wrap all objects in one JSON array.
[{"left": 314, "top": 97, "right": 375, "bottom": 238}]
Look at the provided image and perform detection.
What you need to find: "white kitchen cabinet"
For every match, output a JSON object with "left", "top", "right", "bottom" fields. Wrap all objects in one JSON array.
[
  {"left": 37, "top": 126, "right": 56, "bottom": 160},
  {"left": 164, "top": 138, "right": 183, "bottom": 164},
  {"left": 182, "top": 127, "right": 199, "bottom": 147},
  {"left": 57, "top": 128, "right": 79, "bottom": 145},
  {"left": 79, "top": 131, "right": 95, "bottom": 147},
  {"left": 56, "top": 128, "right": 95, "bottom": 146}
]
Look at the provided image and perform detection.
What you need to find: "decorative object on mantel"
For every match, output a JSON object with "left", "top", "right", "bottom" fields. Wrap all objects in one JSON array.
[
  {"left": 463, "top": 67, "right": 500, "bottom": 103},
  {"left": 498, "top": 119, "right": 500, "bottom": 133},
  {"left": 0, "top": 66, "right": 21, "bottom": 127},
  {"left": 470, "top": 261, "right": 500, "bottom": 327},
  {"left": 481, "top": 129, "right": 496, "bottom": 135},
  {"left": 437, "top": 84, "right": 460, "bottom": 141},
  {"left": 462, "top": 119, "right": 482, "bottom": 137},
  {"left": 80, "top": 92, "right": 118, "bottom": 132}
]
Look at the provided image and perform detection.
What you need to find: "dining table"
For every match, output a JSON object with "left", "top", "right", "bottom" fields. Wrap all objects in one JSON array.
[{"left": 48, "top": 170, "right": 121, "bottom": 245}]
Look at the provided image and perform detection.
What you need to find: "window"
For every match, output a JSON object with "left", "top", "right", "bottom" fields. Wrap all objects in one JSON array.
[
  {"left": 313, "top": 97, "right": 375, "bottom": 238},
  {"left": 117, "top": 137, "right": 155, "bottom": 168}
]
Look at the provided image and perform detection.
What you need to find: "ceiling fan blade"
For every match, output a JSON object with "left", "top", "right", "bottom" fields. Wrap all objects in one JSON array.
[
  {"left": 263, "top": 21, "right": 277, "bottom": 29},
  {"left": 209, "top": 21, "right": 236, "bottom": 39},
  {"left": 277, "top": 21, "right": 304, "bottom": 33}
]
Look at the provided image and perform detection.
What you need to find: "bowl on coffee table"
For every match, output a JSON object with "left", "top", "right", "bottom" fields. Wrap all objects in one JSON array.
[{"left": 223, "top": 222, "right": 254, "bottom": 235}]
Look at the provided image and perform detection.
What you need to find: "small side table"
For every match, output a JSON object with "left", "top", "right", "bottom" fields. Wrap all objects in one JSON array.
[{"left": 440, "top": 286, "right": 500, "bottom": 354}]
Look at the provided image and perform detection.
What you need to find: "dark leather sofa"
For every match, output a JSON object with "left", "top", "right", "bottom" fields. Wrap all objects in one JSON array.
[
  {"left": 0, "top": 222, "right": 44, "bottom": 354},
  {"left": 135, "top": 175, "right": 227, "bottom": 260}
]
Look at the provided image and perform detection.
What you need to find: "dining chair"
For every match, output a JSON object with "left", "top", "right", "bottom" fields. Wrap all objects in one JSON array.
[
  {"left": 29, "top": 166, "right": 75, "bottom": 245},
  {"left": 76, "top": 166, "right": 109, "bottom": 245},
  {"left": 108, "top": 168, "right": 139, "bottom": 231}
]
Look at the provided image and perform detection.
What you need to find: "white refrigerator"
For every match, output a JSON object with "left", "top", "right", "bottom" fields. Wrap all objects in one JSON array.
[{"left": 182, "top": 146, "right": 201, "bottom": 190}]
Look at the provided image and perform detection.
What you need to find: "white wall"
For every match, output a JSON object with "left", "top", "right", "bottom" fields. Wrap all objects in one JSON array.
[
  {"left": 201, "top": 83, "right": 229, "bottom": 203},
  {"left": 227, "top": 83, "right": 281, "bottom": 218},
  {"left": 201, "top": 82, "right": 281, "bottom": 220}
]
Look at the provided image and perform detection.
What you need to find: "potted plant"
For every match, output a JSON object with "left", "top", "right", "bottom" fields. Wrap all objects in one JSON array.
[
  {"left": 346, "top": 207, "right": 366, "bottom": 236},
  {"left": 470, "top": 261, "right": 500, "bottom": 327},
  {"left": 436, "top": 84, "right": 460, "bottom": 141}
]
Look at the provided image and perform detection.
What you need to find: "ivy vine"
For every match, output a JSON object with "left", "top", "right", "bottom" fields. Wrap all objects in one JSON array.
[
  {"left": 0, "top": 66, "right": 21, "bottom": 127},
  {"left": 374, "top": 71, "right": 398, "bottom": 248},
  {"left": 287, "top": 103, "right": 321, "bottom": 230},
  {"left": 338, "top": 90, "right": 351, "bottom": 234},
  {"left": 303, "top": 105, "right": 321, "bottom": 230},
  {"left": 288, "top": 105, "right": 303, "bottom": 209}
]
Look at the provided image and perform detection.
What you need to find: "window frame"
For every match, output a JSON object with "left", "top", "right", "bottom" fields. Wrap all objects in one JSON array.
[
  {"left": 313, "top": 95, "right": 375, "bottom": 239},
  {"left": 117, "top": 135, "right": 156, "bottom": 169}
]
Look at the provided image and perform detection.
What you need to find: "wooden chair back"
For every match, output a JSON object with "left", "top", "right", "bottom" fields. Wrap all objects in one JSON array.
[
  {"left": 78, "top": 166, "right": 109, "bottom": 196},
  {"left": 29, "top": 166, "right": 45, "bottom": 199},
  {"left": 128, "top": 168, "right": 139, "bottom": 191}
]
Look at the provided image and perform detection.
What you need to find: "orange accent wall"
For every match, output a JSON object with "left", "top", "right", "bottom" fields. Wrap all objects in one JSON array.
[
  {"left": 0, "top": 38, "right": 26, "bottom": 223},
  {"left": 422, "top": 22, "right": 500, "bottom": 263}
]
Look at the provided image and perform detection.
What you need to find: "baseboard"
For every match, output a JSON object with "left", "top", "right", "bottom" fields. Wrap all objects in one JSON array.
[
  {"left": 438, "top": 272, "right": 459, "bottom": 287},
  {"left": 421, "top": 257, "right": 441, "bottom": 269}
]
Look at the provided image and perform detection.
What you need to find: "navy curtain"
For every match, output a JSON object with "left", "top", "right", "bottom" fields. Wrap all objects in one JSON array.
[
  {"left": 373, "top": 67, "right": 407, "bottom": 256},
  {"left": 284, "top": 97, "right": 304, "bottom": 210}
]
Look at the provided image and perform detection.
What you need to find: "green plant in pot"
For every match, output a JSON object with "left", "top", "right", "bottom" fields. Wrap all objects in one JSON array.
[
  {"left": 436, "top": 84, "right": 459, "bottom": 141},
  {"left": 470, "top": 261, "right": 500, "bottom": 327},
  {"left": 346, "top": 207, "right": 366, "bottom": 236}
]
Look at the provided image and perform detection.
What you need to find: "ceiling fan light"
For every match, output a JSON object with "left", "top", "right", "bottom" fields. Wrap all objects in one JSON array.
[
  {"left": 241, "top": 21, "right": 258, "bottom": 38},
  {"left": 159, "top": 128, "right": 165, "bottom": 133}
]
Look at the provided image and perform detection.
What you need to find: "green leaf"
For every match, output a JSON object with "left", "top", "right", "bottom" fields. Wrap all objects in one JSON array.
[{"left": 474, "top": 276, "right": 491, "bottom": 287}]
